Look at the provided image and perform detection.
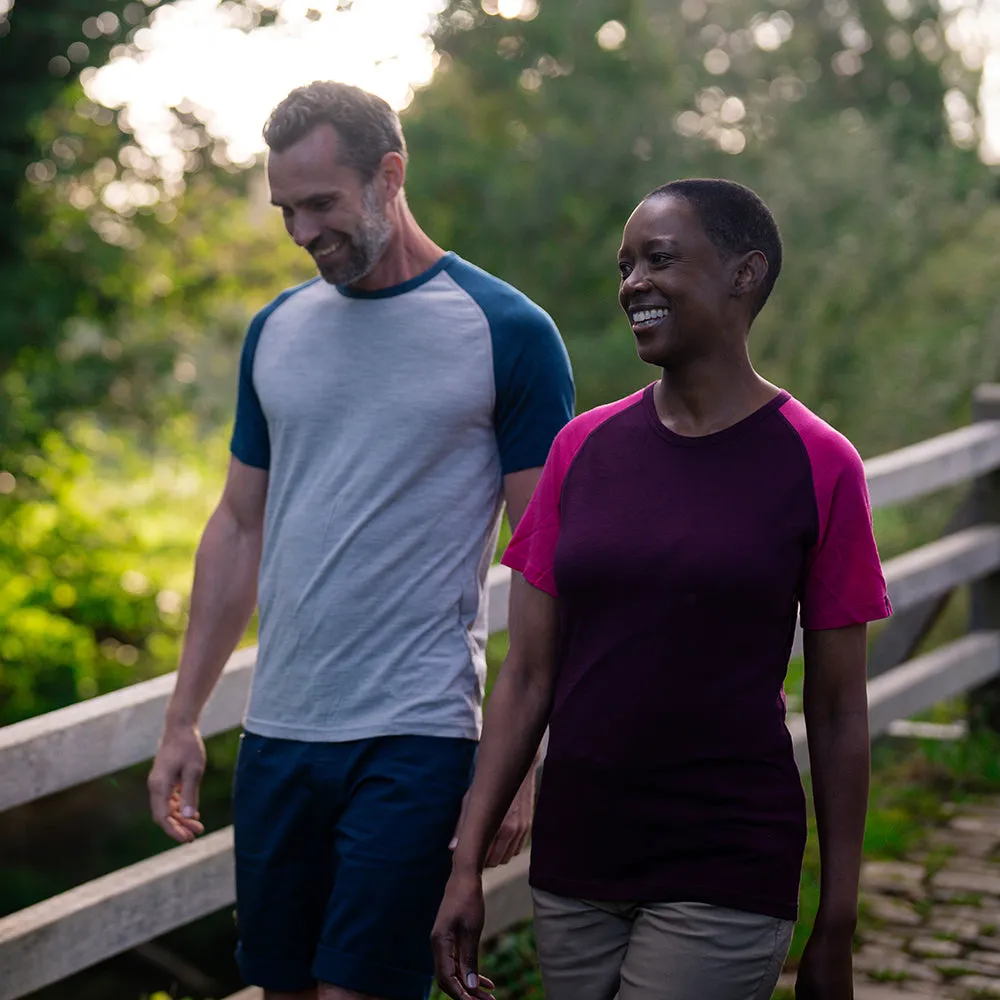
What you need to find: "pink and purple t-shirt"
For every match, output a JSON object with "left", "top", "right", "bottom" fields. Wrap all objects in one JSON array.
[{"left": 502, "top": 384, "right": 891, "bottom": 920}]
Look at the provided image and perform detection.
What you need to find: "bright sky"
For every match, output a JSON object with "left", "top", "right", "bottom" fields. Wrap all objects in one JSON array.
[
  {"left": 84, "top": 0, "right": 1000, "bottom": 166},
  {"left": 86, "top": 0, "right": 450, "bottom": 166}
]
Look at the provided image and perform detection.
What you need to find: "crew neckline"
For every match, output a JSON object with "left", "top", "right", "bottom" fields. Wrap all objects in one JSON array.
[
  {"left": 336, "top": 251, "right": 456, "bottom": 299},
  {"left": 642, "top": 382, "right": 790, "bottom": 447}
]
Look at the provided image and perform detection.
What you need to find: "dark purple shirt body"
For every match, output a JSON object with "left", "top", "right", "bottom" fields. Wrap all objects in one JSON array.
[{"left": 502, "top": 385, "right": 891, "bottom": 920}]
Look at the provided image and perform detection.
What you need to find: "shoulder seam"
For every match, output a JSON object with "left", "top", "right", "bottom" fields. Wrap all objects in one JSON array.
[
  {"left": 559, "top": 397, "right": 644, "bottom": 510},
  {"left": 775, "top": 406, "right": 823, "bottom": 555}
]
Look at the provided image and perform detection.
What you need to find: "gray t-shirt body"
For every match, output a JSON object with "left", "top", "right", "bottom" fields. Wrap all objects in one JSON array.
[{"left": 231, "top": 253, "right": 574, "bottom": 742}]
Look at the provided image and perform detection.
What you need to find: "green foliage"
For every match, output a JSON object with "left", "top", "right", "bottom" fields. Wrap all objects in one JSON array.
[
  {"left": 0, "top": 420, "right": 227, "bottom": 724},
  {"left": 403, "top": 0, "right": 998, "bottom": 457}
]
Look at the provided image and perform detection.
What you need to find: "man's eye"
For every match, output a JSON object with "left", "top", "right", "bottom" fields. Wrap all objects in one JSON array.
[
  {"left": 650, "top": 253, "right": 671, "bottom": 266},
  {"left": 618, "top": 262, "right": 632, "bottom": 278}
]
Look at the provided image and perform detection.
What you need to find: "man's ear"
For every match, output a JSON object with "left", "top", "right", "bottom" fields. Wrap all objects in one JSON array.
[
  {"left": 378, "top": 151, "right": 406, "bottom": 202},
  {"left": 732, "top": 249, "right": 768, "bottom": 300}
]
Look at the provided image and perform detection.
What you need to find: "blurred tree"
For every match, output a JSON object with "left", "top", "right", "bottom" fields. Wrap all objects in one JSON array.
[
  {"left": 403, "top": 0, "right": 998, "bottom": 451},
  {"left": 0, "top": 0, "right": 287, "bottom": 462}
]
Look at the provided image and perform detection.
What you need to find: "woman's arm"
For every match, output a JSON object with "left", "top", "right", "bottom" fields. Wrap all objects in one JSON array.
[
  {"left": 432, "top": 572, "right": 559, "bottom": 999},
  {"left": 796, "top": 622, "right": 870, "bottom": 1000}
]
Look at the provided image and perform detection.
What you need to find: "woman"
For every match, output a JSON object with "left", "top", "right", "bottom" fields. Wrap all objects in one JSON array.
[{"left": 431, "top": 179, "right": 890, "bottom": 1000}]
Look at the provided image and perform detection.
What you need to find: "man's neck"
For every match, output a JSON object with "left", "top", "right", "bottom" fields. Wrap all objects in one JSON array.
[{"left": 349, "top": 192, "right": 446, "bottom": 292}]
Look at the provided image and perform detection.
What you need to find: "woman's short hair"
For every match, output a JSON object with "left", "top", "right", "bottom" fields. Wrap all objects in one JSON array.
[
  {"left": 645, "top": 179, "right": 783, "bottom": 317},
  {"left": 263, "top": 81, "right": 407, "bottom": 182}
]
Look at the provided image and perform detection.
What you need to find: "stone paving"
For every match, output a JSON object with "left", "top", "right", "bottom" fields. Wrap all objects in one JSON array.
[{"left": 834, "top": 801, "right": 1000, "bottom": 998}]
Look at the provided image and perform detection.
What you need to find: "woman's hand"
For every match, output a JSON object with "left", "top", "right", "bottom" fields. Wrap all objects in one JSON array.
[
  {"left": 795, "top": 918, "right": 855, "bottom": 999},
  {"left": 431, "top": 869, "right": 496, "bottom": 1000}
]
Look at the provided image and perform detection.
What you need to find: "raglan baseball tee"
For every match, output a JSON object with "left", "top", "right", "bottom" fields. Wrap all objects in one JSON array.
[
  {"left": 502, "top": 385, "right": 890, "bottom": 920},
  {"left": 230, "top": 252, "right": 574, "bottom": 743}
]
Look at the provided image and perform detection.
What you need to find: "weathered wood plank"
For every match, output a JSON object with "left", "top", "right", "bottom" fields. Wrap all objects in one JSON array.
[
  {"left": 0, "top": 830, "right": 529, "bottom": 1000},
  {"left": 865, "top": 420, "right": 1000, "bottom": 509},
  {"left": 788, "top": 631, "right": 1000, "bottom": 775},
  {"left": 0, "top": 566, "right": 513, "bottom": 815},
  {"left": 866, "top": 631, "right": 1000, "bottom": 743},
  {"left": 0, "top": 828, "right": 236, "bottom": 1000},
  {"left": 969, "top": 387, "right": 1000, "bottom": 729},
  {"left": 883, "top": 525, "right": 1000, "bottom": 611},
  {"left": 485, "top": 563, "right": 511, "bottom": 635},
  {"left": 0, "top": 648, "right": 256, "bottom": 815},
  {"left": 482, "top": 849, "right": 533, "bottom": 941},
  {"left": 868, "top": 493, "right": 978, "bottom": 680},
  {"left": 786, "top": 525, "right": 1000, "bottom": 663}
]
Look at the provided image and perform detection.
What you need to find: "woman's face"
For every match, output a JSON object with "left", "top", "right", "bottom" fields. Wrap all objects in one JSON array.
[{"left": 617, "top": 195, "right": 735, "bottom": 368}]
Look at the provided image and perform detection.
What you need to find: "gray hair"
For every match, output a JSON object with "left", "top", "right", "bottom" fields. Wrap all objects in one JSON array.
[{"left": 263, "top": 81, "right": 407, "bottom": 181}]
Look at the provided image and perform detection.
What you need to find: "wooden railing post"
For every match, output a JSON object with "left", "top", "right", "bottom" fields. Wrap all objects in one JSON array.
[{"left": 968, "top": 384, "right": 1000, "bottom": 730}]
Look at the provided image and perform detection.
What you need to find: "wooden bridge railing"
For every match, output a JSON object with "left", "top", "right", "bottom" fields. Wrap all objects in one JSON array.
[{"left": 3, "top": 385, "right": 1000, "bottom": 999}]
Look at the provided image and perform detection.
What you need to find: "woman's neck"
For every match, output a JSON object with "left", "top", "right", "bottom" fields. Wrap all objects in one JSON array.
[{"left": 653, "top": 351, "right": 780, "bottom": 437}]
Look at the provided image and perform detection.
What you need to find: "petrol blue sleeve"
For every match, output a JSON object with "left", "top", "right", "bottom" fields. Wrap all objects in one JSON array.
[
  {"left": 230, "top": 309, "right": 272, "bottom": 470},
  {"left": 447, "top": 260, "right": 575, "bottom": 475}
]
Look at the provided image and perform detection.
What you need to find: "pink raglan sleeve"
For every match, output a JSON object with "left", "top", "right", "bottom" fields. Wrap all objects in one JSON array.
[
  {"left": 502, "top": 391, "right": 645, "bottom": 597},
  {"left": 783, "top": 402, "right": 893, "bottom": 630},
  {"left": 501, "top": 426, "right": 574, "bottom": 597}
]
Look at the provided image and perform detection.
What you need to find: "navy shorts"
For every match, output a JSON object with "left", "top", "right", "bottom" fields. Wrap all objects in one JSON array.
[{"left": 233, "top": 731, "right": 476, "bottom": 999}]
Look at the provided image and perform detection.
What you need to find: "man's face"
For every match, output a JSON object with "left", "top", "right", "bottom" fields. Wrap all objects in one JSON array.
[{"left": 267, "top": 123, "right": 392, "bottom": 285}]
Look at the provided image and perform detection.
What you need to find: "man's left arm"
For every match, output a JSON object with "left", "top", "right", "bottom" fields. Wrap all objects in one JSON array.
[{"left": 796, "top": 623, "right": 870, "bottom": 1000}]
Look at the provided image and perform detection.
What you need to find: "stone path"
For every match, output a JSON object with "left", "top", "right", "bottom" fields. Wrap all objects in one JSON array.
[{"left": 846, "top": 801, "right": 1000, "bottom": 998}]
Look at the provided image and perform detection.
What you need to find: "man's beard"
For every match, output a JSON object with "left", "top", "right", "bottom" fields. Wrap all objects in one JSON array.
[{"left": 319, "top": 184, "right": 392, "bottom": 286}]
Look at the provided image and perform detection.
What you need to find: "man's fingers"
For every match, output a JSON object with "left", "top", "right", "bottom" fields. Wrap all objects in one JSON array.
[
  {"left": 507, "top": 827, "right": 529, "bottom": 862},
  {"left": 486, "top": 820, "right": 531, "bottom": 867},
  {"left": 179, "top": 763, "right": 203, "bottom": 823},
  {"left": 161, "top": 813, "right": 195, "bottom": 843},
  {"left": 147, "top": 771, "right": 172, "bottom": 822},
  {"left": 450, "top": 790, "right": 470, "bottom": 851},
  {"left": 484, "top": 825, "right": 516, "bottom": 868}
]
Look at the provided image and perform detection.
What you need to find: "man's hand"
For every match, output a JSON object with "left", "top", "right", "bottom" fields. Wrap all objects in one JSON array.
[
  {"left": 485, "top": 767, "right": 534, "bottom": 867},
  {"left": 450, "top": 769, "right": 535, "bottom": 868},
  {"left": 148, "top": 723, "right": 207, "bottom": 843},
  {"left": 431, "top": 869, "right": 496, "bottom": 1000},
  {"left": 795, "top": 920, "right": 855, "bottom": 999}
]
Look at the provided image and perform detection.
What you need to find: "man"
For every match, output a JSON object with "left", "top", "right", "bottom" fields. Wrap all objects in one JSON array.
[{"left": 147, "top": 81, "right": 574, "bottom": 1000}]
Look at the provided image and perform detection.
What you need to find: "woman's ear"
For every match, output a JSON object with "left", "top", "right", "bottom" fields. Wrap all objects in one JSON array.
[{"left": 732, "top": 249, "right": 768, "bottom": 300}]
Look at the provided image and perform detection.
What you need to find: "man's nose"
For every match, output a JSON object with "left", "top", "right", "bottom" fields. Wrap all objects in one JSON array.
[{"left": 290, "top": 215, "right": 320, "bottom": 249}]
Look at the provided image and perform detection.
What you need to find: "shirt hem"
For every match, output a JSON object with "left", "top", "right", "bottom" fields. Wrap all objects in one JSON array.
[
  {"left": 243, "top": 715, "right": 481, "bottom": 743},
  {"left": 527, "top": 871, "right": 798, "bottom": 922},
  {"left": 802, "top": 598, "right": 893, "bottom": 631}
]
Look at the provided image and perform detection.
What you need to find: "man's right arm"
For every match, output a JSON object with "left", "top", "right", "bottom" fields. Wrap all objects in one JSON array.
[{"left": 148, "top": 456, "right": 267, "bottom": 842}]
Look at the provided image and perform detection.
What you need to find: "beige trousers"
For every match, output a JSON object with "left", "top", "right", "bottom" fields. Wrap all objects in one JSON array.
[{"left": 532, "top": 889, "right": 793, "bottom": 1000}]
